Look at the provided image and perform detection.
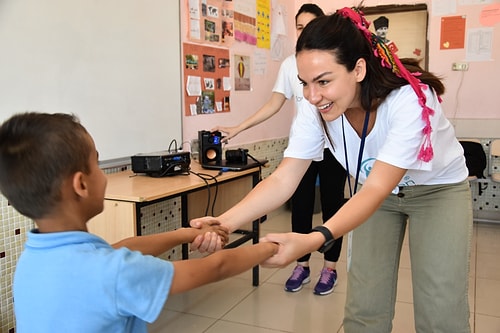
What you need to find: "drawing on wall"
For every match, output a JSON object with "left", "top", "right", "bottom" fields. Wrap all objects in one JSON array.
[
  {"left": 218, "top": 58, "right": 230, "bottom": 68},
  {"left": 203, "top": 54, "right": 216, "bottom": 72},
  {"left": 234, "top": 54, "right": 251, "bottom": 91},
  {"left": 200, "top": 90, "right": 215, "bottom": 114},
  {"left": 185, "top": 54, "right": 199, "bottom": 69},
  {"left": 204, "top": 77, "right": 215, "bottom": 90},
  {"left": 204, "top": 19, "right": 219, "bottom": 42},
  {"left": 222, "top": 21, "right": 234, "bottom": 42}
]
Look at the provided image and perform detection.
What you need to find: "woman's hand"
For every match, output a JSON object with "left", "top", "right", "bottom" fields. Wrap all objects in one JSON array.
[
  {"left": 259, "top": 232, "right": 316, "bottom": 268},
  {"left": 190, "top": 216, "right": 227, "bottom": 253}
]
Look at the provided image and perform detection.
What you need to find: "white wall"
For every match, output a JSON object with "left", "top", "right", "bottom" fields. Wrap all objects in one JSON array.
[{"left": 0, "top": 0, "right": 182, "bottom": 161}]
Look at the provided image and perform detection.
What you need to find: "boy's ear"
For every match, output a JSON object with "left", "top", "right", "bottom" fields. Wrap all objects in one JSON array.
[{"left": 72, "top": 171, "right": 88, "bottom": 198}]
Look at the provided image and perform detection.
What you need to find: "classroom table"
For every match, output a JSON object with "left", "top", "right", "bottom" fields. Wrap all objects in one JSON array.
[{"left": 88, "top": 161, "right": 264, "bottom": 286}]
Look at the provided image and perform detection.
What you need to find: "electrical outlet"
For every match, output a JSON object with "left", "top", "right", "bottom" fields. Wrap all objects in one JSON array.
[{"left": 452, "top": 62, "right": 469, "bottom": 71}]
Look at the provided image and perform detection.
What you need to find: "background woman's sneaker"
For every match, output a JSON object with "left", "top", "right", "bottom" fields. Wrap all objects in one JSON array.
[
  {"left": 313, "top": 268, "right": 337, "bottom": 295},
  {"left": 284, "top": 266, "right": 310, "bottom": 292}
]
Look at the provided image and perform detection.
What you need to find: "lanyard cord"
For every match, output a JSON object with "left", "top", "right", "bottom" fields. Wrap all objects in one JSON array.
[{"left": 343, "top": 111, "right": 370, "bottom": 197}]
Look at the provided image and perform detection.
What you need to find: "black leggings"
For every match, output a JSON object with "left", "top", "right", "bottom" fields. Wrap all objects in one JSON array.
[{"left": 291, "top": 149, "right": 346, "bottom": 263}]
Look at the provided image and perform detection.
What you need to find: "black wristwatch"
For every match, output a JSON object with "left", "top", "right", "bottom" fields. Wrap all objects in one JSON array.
[{"left": 310, "top": 226, "right": 335, "bottom": 253}]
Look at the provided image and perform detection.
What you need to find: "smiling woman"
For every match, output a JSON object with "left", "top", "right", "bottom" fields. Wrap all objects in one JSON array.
[{"left": 191, "top": 6, "right": 471, "bottom": 333}]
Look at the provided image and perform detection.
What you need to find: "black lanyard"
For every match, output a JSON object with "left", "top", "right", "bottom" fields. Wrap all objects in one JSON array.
[{"left": 343, "top": 111, "right": 370, "bottom": 197}]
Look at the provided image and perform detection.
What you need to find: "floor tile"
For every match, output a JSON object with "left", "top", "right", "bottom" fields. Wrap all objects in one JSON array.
[
  {"left": 205, "top": 320, "right": 287, "bottom": 333},
  {"left": 475, "top": 278, "right": 500, "bottom": 317},
  {"left": 148, "top": 310, "right": 216, "bottom": 333},
  {"left": 163, "top": 277, "right": 256, "bottom": 318},
  {"left": 222, "top": 282, "right": 346, "bottom": 332},
  {"left": 475, "top": 313, "right": 500, "bottom": 333}
]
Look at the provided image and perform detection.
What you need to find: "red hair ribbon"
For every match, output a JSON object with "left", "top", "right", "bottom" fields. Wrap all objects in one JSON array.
[{"left": 338, "top": 7, "right": 435, "bottom": 162}]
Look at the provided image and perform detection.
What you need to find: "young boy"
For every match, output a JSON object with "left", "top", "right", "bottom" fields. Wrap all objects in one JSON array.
[{"left": 0, "top": 112, "right": 278, "bottom": 333}]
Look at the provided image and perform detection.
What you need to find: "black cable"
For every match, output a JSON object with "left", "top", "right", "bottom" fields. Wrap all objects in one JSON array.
[
  {"left": 189, "top": 170, "right": 220, "bottom": 216},
  {"left": 167, "top": 139, "right": 178, "bottom": 153},
  {"left": 146, "top": 162, "right": 189, "bottom": 178},
  {"left": 246, "top": 152, "right": 264, "bottom": 181}
]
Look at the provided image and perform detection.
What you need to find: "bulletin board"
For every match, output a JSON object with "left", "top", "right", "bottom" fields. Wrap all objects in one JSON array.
[{"left": 183, "top": 43, "right": 231, "bottom": 116}]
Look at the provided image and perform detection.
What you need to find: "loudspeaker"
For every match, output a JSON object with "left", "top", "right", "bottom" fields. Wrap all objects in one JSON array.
[{"left": 198, "top": 130, "right": 222, "bottom": 164}]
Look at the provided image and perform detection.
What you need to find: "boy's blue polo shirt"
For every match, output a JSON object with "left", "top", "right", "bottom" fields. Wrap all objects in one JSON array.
[{"left": 14, "top": 230, "right": 173, "bottom": 333}]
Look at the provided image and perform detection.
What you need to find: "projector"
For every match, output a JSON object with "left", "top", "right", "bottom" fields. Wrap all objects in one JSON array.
[{"left": 131, "top": 151, "right": 191, "bottom": 177}]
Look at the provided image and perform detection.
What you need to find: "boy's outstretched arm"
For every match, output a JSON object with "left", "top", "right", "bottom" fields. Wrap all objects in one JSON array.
[
  {"left": 169, "top": 242, "right": 278, "bottom": 294},
  {"left": 111, "top": 225, "right": 229, "bottom": 256}
]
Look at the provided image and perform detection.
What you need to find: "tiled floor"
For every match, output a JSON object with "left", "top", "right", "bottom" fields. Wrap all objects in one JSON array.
[{"left": 149, "top": 207, "right": 500, "bottom": 333}]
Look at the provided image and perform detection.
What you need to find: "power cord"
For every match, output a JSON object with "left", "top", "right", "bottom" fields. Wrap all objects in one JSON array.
[
  {"left": 167, "top": 139, "right": 178, "bottom": 153},
  {"left": 246, "top": 151, "right": 265, "bottom": 181},
  {"left": 189, "top": 170, "right": 221, "bottom": 216},
  {"left": 147, "top": 163, "right": 190, "bottom": 178}
]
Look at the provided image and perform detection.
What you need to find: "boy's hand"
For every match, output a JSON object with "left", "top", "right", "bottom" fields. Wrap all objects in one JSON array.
[
  {"left": 190, "top": 217, "right": 228, "bottom": 253},
  {"left": 199, "top": 223, "right": 229, "bottom": 245}
]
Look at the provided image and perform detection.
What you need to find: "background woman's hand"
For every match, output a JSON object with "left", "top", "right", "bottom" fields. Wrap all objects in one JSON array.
[{"left": 211, "top": 125, "right": 240, "bottom": 143}]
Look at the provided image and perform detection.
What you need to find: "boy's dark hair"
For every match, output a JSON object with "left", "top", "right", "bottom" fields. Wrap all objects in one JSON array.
[
  {"left": 295, "top": 3, "right": 325, "bottom": 21},
  {"left": 0, "top": 112, "right": 92, "bottom": 219}
]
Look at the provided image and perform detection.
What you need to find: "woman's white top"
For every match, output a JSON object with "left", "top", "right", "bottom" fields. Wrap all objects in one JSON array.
[{"left": 284, "top": 85, "right": 468, "bottom": 188}]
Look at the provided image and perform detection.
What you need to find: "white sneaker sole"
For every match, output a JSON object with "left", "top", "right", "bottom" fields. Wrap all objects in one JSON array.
[
  {"left": 284, "top": 276, "right": 311, "bottom": 292},
  {"left": 313, "top": 278, "right": 338, "bottom": 296}
]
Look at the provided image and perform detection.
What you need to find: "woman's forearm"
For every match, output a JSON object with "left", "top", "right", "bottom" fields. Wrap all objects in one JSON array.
[{"left": 218, "top": 158, "right": 309, "bottom": 232}]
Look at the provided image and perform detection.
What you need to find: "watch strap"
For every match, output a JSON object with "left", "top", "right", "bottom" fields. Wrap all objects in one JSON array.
[{"left": 310, "top": 226, "right": 335, "bottom": 253}]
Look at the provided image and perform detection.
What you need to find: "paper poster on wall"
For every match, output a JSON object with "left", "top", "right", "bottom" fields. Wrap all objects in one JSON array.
[
  {"left": 271, "top": 3, "right": 288, "bottom": 61},
  {"left": 234, "top": 54, "right": 251, "bottom": 91},
  {"left": 183, "top": 43, "right": 231, "bottom": 115},
  {"left": 234, "top": 0, "right": 257, "bottom": 45},
  {"left": 431, "top": 0, "right": 456, "bottom": 16},
  {"left": 187, "top": 0, "right": 234, "bottom": 46},
  {"left": 253, "top": 49, "right": 267, "bottom": 75},
  {"left": 466, "top": 27, "right": 493, "bottom": 61},
  {"left": 440, "top": 16, "right": 466, "bottom": 50},
  {"left": 256, "top": 0, "right": 271, "bottom": 49},
  {"left": 480, "top": 3, "right": 500, "bottom": 26},
  {"left": 459, "top": 0, "right": 492, "bottom": 5}
]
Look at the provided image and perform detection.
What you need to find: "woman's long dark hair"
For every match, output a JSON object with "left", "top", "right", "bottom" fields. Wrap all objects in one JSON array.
[{"left": 296, "top": 13, "right": 444, "bottom": 112}]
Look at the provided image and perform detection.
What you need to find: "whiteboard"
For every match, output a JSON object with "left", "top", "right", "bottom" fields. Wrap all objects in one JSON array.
[{"left": 0, "top": 0, "right": 182, "bottom": 162}]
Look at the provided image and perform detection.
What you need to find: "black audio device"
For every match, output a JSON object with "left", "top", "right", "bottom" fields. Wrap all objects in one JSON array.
[{"left": 131, "top": 151, "right": 190, "bottom": 177}]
